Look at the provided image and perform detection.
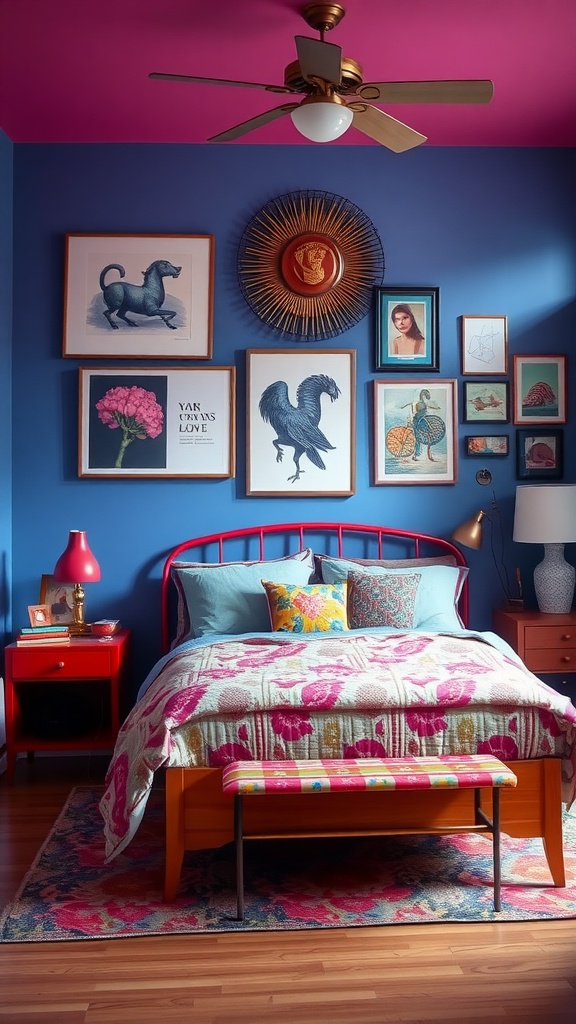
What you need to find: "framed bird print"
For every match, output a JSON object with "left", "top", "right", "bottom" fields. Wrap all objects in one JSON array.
[
  {"left": 373, "top": 379, "right": 458, "bottom": 485},
  {"left": 246, "top": 349, "right": 356, "bottom": 497}
]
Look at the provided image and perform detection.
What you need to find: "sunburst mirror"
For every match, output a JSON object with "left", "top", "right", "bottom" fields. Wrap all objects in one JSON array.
[{"left": 237, "top": 189, "right": 384, "bottom": 342}]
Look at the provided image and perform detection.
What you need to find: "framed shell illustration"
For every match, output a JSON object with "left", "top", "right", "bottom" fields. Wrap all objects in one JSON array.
[{"left": 513, "top": 355, "right": 567, "bottom": 424}]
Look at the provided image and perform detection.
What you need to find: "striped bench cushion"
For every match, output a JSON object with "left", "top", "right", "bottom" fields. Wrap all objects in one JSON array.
[{"left": 222, "top": 755, "right": 518, "bottom": 795}]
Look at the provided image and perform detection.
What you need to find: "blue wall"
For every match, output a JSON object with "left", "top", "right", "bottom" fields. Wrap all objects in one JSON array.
[
  {"left": 0, "top": 130, "right": 13, "bottom": 648},
  {"left": 9, "top": 143, "right": 576, "bottom": 692}
]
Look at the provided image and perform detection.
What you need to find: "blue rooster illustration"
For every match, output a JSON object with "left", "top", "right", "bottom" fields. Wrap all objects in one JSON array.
[{"left": 259, "top": 374, "right": 341, "bottom": 483}]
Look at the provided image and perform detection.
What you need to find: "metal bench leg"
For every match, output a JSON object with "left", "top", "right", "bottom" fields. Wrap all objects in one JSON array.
[
  {"left": 475, "top": 787, "right": 502, "bottom": 912},
  {"left": 492, "top": 789, "right": 502, "bottom": 912},
  {"left": 234, "top": 794, "right": 244, "bottom": 921}
]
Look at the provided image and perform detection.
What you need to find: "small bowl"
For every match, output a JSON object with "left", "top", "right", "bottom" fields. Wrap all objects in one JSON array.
[{"left": 91, "top": 620, "right": 118, "bottom": 638}]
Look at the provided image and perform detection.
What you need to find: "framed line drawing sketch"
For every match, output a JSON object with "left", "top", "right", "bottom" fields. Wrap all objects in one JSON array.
[
  {"left": 39, "top": 576, "right": 76, "bottom": 624},
  {"left": 79, "top": 366, "right": 235, "bottom": 479},
  {"left": 374, "top": 286, "right": 439, "bottom": 372},
  {"left": 247, "top": 348, "right": 356, "bottom": 497},
  {"left": 373, "top": 379, "right": 457, "bottom": 485},
  {"left": 465, "top": 435, "right": 509, "bottom": 457},
  {"left": 513, "top": 355, "right": 567, "bottom": 424},
  {"left": 516, "top": 428, "right": 563, "bottom": 480},
  {"left": 461, "top": 315, "right": 508, "bottom": 375},
  {"left": 63, "top": 233, "right": 214, "bottom": 359},
  {"left": 463, "top": 381, "right": 510, "bottom": 423}
]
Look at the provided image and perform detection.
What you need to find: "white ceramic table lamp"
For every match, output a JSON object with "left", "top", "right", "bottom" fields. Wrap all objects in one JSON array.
[{"left": 513, "top": 484, "right": 576, "bottom": 614}]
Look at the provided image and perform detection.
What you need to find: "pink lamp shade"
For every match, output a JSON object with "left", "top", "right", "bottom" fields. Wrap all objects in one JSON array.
[{"left": 53, "top": 530, "right": 101, "bottom": 583}]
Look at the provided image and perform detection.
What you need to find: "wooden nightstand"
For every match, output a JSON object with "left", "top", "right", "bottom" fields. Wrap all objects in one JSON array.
[
  {"left": 492, "top": 608, "right": 576, "bottom": 689},
  {"left": 3, "top": 628, "right": 130, "bottom": 784}
]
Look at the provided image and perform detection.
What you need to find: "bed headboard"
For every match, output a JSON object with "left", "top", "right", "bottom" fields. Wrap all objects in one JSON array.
[{"left": 161, "top": 522, "right": 469, "bottom": 653}]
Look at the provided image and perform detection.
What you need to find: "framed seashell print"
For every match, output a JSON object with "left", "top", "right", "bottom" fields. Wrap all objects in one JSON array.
[
  {"left": 516, "top": 428, "right": 563, "bottom": 480},
  {"left": 513, "top": 355, "right": 567, "bottom": 425}
]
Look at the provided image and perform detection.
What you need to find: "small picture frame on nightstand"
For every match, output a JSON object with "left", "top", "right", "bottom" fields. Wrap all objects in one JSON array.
[{"left": 28, "top": 604, "right": 51, "bottom": 627}]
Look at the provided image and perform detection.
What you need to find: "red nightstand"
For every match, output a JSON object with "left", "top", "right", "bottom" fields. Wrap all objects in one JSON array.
[{"left": 3, "top": 629, "right": 130, "bottom": 784}]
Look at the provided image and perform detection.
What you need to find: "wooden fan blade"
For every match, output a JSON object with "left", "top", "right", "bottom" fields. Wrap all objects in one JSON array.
[
  {"left": 149, "top": 72, "right": 294, "bottom": 95},
  {"left": 208, "top": 104, "right": 298, "bottom": 143},
  {"left": 351, "top": 104, "right": 427, "bottom": 152},
  {"left": 356, "top": 80, "right": 494, "bottom": 104},
  {"left": 295, "top": 36, "right": 342, "bottom": 85}
]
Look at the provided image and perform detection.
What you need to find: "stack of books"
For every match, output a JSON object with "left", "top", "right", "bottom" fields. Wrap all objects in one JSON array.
[{"left": 16, "top": 624, "right": 71, "bottom": 646}]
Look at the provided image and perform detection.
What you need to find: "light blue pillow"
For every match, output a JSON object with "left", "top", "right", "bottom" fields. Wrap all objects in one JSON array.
[
  {"left": 172, "top": 549, "right": 314, "bottom": 641},
  {"left": 318, "top": 557, "right": 468, "bottom": 630}
]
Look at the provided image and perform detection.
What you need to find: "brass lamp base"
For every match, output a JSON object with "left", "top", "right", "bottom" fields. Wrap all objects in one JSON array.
[{"left": 68, "top": 621, "right": 93, "bottom": 636}]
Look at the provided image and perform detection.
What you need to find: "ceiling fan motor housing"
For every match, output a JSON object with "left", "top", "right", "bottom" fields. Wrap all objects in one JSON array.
[{"left": 284, "top": 56, "right": 363, "bottom": 94}]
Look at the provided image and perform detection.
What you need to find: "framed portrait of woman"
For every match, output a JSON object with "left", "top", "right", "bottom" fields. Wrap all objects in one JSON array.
[{"left": 375, "top": 287, "right": 439, "bottom": 372}]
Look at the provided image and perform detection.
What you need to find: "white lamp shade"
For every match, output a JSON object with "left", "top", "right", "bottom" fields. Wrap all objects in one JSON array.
[
  {"left": 513, "top": 484, "right": 576, "bottom": 543},
  {"left": 290, "top": 100, "right": 353, "bottom": 142}
]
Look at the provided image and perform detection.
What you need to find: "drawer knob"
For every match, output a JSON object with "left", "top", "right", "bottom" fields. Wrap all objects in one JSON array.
[
  {"left": 560, "top": 655, "right": 572, "bottom": 664},
  {"left": 56, "top": 661, "right": 65, "bottom": 670},
  {"left": 561, "top": 633, "right": 572, "bottom": 642}
]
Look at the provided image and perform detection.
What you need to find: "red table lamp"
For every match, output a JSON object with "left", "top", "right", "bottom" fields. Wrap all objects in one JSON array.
[{"left": 53, "top": 530, "right": 101, "bottom": 635}]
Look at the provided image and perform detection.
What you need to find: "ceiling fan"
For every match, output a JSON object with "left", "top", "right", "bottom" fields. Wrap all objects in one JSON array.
[{"left": 150, "top": 2, "right": 493, "bottom": 152}]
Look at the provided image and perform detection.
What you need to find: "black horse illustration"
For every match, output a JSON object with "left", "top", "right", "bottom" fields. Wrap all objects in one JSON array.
[
  {"left": 99, "top": 259, "right": 181, "bottom": 329},
  {"left": 259, "top": 374, "right": 341, "bottom": 483}
]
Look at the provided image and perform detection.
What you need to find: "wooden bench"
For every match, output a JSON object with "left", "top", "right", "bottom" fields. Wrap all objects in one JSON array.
[{"left": 222, "top": 755, "right": 518, "bottom": 921}]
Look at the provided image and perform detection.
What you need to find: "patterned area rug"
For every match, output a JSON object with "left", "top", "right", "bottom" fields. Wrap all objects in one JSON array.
[{"left": 1, "top": 786, "right": 575, "bottom": 941}]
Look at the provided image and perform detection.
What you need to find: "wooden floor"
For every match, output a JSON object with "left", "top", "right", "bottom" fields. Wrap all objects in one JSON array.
[{"left": 0, "top": 755, "right": 575, "bottom": 1024}]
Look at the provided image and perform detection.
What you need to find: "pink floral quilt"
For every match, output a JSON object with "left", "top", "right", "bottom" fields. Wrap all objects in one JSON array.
[{"left": 100, "top": 630, "right": 576, "bottom": 860}]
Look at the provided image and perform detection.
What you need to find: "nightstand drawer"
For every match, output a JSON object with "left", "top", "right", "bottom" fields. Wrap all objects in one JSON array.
[
  {"left": 524, "top": 648, "right": 576, "bottom": 672},
  {"left": 10, "top": 647, "right": 113, "bottom": 680},
  {"left": 524, "top": 626, "right": 576, "bottom": 649}
]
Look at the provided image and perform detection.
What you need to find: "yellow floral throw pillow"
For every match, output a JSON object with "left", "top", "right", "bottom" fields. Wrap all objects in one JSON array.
[{"left": 261, "top": 580, "right": 348, "bottom": 633}]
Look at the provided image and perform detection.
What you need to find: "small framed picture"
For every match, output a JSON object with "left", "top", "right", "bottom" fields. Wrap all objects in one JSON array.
[
  {"left": 463, "top": 381, "right": 510, "bottom": 423},
  {"left": 28, "top": 604, "right": 51, "bottom": 627},
  {"left": 516, "top": 428, "right": 563, "bottom": 480},
  {"left": 465, "top": 435, "right": 509, "bottom": 457},
  {"left": 374, "top": 287, "right": 439, "bottom": 372},
  {"left": 39, "top": 576, "right": 76, "bottom": 624},
  {"left": 461, "top": 315, "right": 508, "bottom": 375},
  {"left": 513, "top": 355, "right": 567, "bottom": 424},
  {"left": 373, "top": 379, "right": 457, "bottom": 485}
]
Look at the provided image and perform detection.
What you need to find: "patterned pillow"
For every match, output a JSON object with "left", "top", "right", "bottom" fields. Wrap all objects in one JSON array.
[
  {"left": 262, "top": 580, "right": 348, "bottom": 633},
  {"left": 320, "top": 559, "right": 468, "bottom": 630},
  {"left": 347, "top": 570, "right": 420, "bottom": 629}
]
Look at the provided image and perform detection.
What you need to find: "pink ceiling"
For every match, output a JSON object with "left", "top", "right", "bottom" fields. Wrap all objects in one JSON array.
[{"left": 1, "top": 0, "right": 576, "bottom": 148}]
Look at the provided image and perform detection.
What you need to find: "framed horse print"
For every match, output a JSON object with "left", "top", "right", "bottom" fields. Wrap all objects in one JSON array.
[
  {"left": 373, "top": 379, "right": 457, "bottom": 485},
  {"left": 63, "top": 233, "right": 214, "bottom": 359}
]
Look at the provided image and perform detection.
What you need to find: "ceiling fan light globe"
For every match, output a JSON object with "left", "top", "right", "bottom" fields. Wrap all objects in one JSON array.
[{"left": 291, "top": 100, "right": 353, "bottom": 142}]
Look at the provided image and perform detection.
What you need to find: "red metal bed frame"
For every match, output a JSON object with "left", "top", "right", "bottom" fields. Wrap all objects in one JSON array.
[
  {"left": 158, "top": 522, "right": 565, "bottom": 901},
  {"left": 161, "top": 521, "right": 469, "bottom": 654}
]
